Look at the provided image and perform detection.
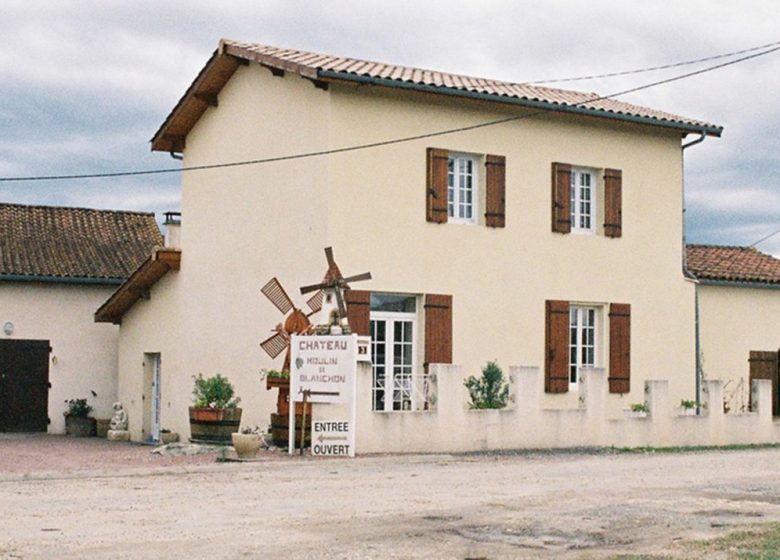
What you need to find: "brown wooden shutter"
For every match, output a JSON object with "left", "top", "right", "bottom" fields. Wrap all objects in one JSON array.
[
  {"left": 424, "top": 294, "right": 452, "bottom": 372},
  {"left": 345, "top": 290, "right": 370, "bottom": 336},
  {"left": 749, "top": 350, "right": 779, "bottom": 415},
  {"left": 551, "top": 162, "right": 572, "bottom": 233},
  {"left": 545, "top": 300, "right": 569, "bottom": 393},
  {"left": 426, "top": 148, "right": 449, "bottom": 223},
  {"left": 608, "top": 303, "right": 631, "bottom": 394},
  {"left": 604, "top": 168, "right": 622, "bottom": 238},
  {"left": 485, "top": 154, "right": 506, "bottom": 228}
]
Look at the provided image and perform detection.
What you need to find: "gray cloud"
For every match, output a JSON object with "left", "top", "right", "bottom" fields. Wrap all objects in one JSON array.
[{"left": 1, "top": 0, "right": 778, "bottom": 254}]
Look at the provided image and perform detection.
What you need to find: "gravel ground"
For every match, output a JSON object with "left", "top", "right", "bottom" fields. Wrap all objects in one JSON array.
[{"left": 2, "top": 435, "right": 780, "bottom": 559}]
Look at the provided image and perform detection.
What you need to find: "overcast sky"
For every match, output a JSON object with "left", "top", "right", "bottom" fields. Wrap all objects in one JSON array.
[{"left": 1, "top": 0, "right": 778, "bottom": 255}]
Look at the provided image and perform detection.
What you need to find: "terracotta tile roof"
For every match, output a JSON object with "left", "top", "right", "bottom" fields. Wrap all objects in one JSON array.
[
  {"left": 686, "top": 244, "right": 780, "bottom": 286},
  {"left": 0, "top": 203, "right": 163, "bottom": 283},
  {"left": 151, "top": 39, "right": 723, "bottom": 153}
]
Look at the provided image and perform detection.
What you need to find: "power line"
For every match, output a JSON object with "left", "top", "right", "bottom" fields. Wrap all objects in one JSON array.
[
  {"left": 526, "top": 39, "right": 780, "bottom": 84},
  {"left": 1, "top": 42, "right": 779, "bottom": 184},
  {"left": 749, "top": 226, "right": 780, "bottom": 248}
]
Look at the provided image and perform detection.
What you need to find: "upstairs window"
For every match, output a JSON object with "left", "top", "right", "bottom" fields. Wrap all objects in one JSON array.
[
  {"left": 427, "top": 148, "right": 505, "bottom": 227},
  {"left": 448, "top": 155, "right": 477, "bottom": 223},
  {"left": 552, "top": 163, "right": 622, "bottom": 237},
  {"left": 570, "top": 167, "right": 596, "bottom": 233}
]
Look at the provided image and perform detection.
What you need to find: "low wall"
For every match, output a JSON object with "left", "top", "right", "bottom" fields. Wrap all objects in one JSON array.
[{"left": 314, "top": 364, "right": 780, "bottom": 454}]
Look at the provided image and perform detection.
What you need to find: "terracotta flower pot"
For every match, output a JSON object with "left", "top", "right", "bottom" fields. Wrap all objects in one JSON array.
[{"left": 232, "top": 432, "right": 262, "bottom": 459}]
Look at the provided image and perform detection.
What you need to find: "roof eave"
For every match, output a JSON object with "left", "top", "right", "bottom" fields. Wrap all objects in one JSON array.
[
  {"left": 94, "top": 248, "right": 181, "bottom": 324},
  {"left": 697, "top": 278, "right": 780, "bottom": 290},
  {"left": 0, "top": 274, "right": 125, "bottom": 286},
  {"left": 318, "top": 70, "right": 723, "bottom": 137},
  {"left": 150, "top": 49, "right": 245, "bottom": 153}
]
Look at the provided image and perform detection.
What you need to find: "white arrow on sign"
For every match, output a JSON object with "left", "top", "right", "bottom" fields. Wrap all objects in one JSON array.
[{"left": 317, "top": 434, "right": 348, "bottom": 443}]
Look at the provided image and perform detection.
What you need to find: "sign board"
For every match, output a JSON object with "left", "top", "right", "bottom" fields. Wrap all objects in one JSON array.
[
  {"left": 288, "top": 334, "right": 360, "bottom": 457},
  {"left": 312, "top": 419, "right": 355, "bottom": 457},
  {"left": 290, "top": 335, "right": 356, "bottom": 404}
]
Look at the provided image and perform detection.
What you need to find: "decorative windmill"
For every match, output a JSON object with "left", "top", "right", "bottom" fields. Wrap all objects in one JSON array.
[
  {"left": 300, "top": 247, "right": 372, "bottom": 333},
  {"left": 259, "top": 277, "right": 324, "bottom": 371}
]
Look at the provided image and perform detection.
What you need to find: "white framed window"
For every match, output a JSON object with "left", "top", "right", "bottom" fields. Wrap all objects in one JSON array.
[
  {"left": 569, "top": 306, "right": 599, "bottom": 386},
  {"left": 570, "top": 167, "right": 596, "bottom": 233},
  {"left": 369, "top": 294, "right": 418, "bottom": 412},
  {"left": 448, "top": 154, "right": 478, "bottom": 223}
]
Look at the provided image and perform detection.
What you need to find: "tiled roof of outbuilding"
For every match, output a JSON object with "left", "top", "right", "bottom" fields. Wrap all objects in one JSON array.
[
  {"left": 0, "top": 203, "right": 163, "bottom": 283},
  {"left": 686, "top": 244, "right": 780, "bottom": 286},
  {"left": 151, "top": 39, "right": 723, "bottom": 153}
]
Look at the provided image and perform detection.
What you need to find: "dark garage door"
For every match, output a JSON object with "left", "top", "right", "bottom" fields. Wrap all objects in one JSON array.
[{"left": 0, "top": 339, "right": 50, "bottom": 432}]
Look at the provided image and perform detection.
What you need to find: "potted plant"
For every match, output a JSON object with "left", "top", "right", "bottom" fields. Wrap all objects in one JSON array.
[
  {"left": 263, "top": 368, "right": 290, "bottom": 390},
  {"left": 464, "top": 361, "right": 509, "bottom": 409},
  {"left": 189, "top": 373, "right": 242, "bottom": 444},
  {"left": 679, "top": 399, "right": 697, "bottom": 416},
  {"left": 624, "top": 402, "right": 649, "bottom": 418},
  {"left": 160, "top": 428, "right": 180, "bottom": 444},
  {"left": 64, "top": 398, "right": 96, "bottom": 437},
  {"left": 232, "top": 426, "right": 263, "bottom": 459}
]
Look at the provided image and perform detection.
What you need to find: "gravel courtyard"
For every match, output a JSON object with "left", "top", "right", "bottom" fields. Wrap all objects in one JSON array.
[{"left": 2, "top": 435, "right": 780, "bottom": 559}]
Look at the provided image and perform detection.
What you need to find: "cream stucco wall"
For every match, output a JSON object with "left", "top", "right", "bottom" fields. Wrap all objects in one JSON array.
[
  {"left": 1, "top": 281, "right": 118, "bottom": 432},
  {"left": 698, "top": 284, "right": 780, "bottom": 413},
  {"left": 115, "top": 61, "right": 699, "bottom": 442},
  {"left": 325, "top": 83, "right": 696, "bottom": 415}
]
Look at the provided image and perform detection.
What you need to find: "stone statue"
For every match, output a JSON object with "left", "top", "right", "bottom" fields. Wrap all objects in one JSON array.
[{"left": 109, "top": 402, "right": 128, "bottom": 431}]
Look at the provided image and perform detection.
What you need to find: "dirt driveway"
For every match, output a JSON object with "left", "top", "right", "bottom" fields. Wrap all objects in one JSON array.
[{"left": 2, "top": 435, "right": 780, "bottom": 559}]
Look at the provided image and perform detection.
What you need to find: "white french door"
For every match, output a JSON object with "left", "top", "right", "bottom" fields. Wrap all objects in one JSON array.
[{"left": 370, "top": 312, "right": 417, "bottom": 411}]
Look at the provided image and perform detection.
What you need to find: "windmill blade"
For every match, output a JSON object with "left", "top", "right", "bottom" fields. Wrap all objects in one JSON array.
[
  {"left": 261, "top": 277, "right": 295, "bottom": 315},
  {"left": 300, "top": 281, "right": 330, "bottom": 294},
  {"left": 342, "top": 271, "right": 372, "bottom": 283},
  {"left": 334, "top": 286, "right": 347, "bottom": 321},
  {"left": 260, "top": 331, "right": 289, "bottom": 359},
  {"left": 324, "top": 246, "right": 344, "bottom": 280},
  {"left": 306, "top": 290, "right": 324, "bottom": 314}
]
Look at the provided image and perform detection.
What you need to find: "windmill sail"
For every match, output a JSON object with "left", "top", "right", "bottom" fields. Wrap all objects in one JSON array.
[{"left": 261, "top": 277, "right": 294, "bottom": 315}]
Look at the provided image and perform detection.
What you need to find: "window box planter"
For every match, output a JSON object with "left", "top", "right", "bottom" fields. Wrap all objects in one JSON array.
[
  {"left": 678, "top": 407, "right": 697, "bottom": 417},
  {"left": 266, "top": 376, "right": 289, "bottom": 390},
  {"left": 623, "top": 409, "right": 648, "bottom": 419}
]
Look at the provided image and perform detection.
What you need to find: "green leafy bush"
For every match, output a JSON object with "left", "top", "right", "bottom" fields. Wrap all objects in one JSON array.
[
  {"left": 464, "top": 361, "right": 509, "bottom": 409},
  {"left": 631, "top": 402, "right": 650, "bottom": 413},
  {"left": 64, "top": 398, "right": 93, "bottom": 418},
  {"left": 192, "top": 373, "right": 241, "bottom": 409}
]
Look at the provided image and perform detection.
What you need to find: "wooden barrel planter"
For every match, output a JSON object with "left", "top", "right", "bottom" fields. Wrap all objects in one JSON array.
[
  {"left": 270, "top": 413, "right": 311, "bottom": 448},
  {"left": 267, "top": 376, "right": 311, "bottom": 447},
  {"left": 189, "top": 407, "right": 242, "bottom": 444}
]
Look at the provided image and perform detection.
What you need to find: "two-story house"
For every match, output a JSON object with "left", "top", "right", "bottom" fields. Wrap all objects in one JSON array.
[{"left": 96, "top": 39, "right": 723, "bottom": 445}]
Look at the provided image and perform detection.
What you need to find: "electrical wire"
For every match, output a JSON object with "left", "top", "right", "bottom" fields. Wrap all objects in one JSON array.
[
  {"left": 749, "top": 226, "right": 780, "bottom": 248},
  {"left": 526, "top": 39, "right": 780, "bottom": 84},
  {"left": 1, "top": 42, "right": 779, "bottom": 184}
]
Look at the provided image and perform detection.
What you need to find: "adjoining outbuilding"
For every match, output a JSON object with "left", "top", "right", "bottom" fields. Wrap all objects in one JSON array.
[
  {"left": 687, "top": 244, "right": 780, "bottom": 415},
  {"left": 0, "top": 203, "right": 162, "bottom": 433}
]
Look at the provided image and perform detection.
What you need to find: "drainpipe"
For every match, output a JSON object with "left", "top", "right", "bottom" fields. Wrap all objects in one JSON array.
[{"left": 681, "top": 131, "right": 706, "bottom": 413}]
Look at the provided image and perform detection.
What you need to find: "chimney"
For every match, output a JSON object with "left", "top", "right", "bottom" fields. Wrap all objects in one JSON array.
[{"left": 163, "top": 211, "right": 181, "bottom": 249}]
